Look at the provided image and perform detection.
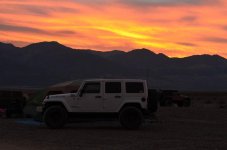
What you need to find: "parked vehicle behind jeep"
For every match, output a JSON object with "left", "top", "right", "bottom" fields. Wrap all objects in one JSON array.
[
  {"left": 0, "top": 91, "right": 26, "bottom": 118},
  {"left": 159, "top": 90, "right": 191, "bottom": 107},
  {"left": 41, "top": 79, "right": 157, "bottom": 129}
]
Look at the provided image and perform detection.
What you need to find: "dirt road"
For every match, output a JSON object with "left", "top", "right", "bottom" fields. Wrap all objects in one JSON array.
[{"left": 0, "top": 107, "right": 227, "bottom": 150}]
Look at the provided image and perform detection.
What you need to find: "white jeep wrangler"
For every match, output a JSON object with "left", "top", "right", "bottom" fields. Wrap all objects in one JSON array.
[{"left": 42, "top": 79, "right": 156, "bottom": 129}]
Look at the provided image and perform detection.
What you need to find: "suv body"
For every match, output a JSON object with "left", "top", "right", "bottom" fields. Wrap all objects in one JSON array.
[{"left": 42, "top": 79, "right": 154, "bottom": 129}]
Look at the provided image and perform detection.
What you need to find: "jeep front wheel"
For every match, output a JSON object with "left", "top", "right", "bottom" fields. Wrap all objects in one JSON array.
[
  {"left": 119, "top": 106, "right": 143, "bottom": 129},
  {"left": 43, "top": 105, "right": 68, "bottom": 129}
]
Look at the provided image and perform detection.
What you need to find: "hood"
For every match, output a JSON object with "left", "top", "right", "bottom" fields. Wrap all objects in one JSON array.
[{"left": 48, "top": 93, "right": 77, "bottom": 99}]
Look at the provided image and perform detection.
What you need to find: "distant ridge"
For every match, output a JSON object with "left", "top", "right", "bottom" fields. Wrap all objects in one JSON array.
[
  {"left": 0, "top": 42, "right": 16, "bottom": 49},
  {"left": 0, "top": 41, "right": 227, "bottom": 90},
  {"left": 1, "top": 41, "right": 225, "bottom": 59}
]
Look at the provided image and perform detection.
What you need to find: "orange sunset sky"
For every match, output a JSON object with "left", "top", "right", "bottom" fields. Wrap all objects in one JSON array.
[{"left": 0, "top": 0, "right": 227, "bottom": 58}]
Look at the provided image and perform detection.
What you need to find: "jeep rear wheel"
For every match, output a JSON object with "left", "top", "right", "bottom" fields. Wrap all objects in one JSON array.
[
  {"left": 43, "top": 105, "right": 67, "bottom": 129},
  {"left": 119, "top": 106, "right": 143, "bottom": 129}
]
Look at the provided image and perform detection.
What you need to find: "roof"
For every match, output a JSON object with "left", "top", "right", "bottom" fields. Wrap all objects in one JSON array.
[
  {"left": 84, "top": 79, "right": 146, "bottom": 82},
  {"left": 47, "top": 79, "right": 146, "bottom": 92}
]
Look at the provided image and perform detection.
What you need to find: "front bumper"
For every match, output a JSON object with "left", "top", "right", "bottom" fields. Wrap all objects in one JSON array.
[{"left": 36, "top": 106, "right": 43, "bottom": 113}]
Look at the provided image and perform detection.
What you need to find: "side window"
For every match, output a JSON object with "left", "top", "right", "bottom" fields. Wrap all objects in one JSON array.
[
  {"left": 105, "top": 82, "right": 121, "bottom": 93},
  {"left": 126, "top": 82, "right": 144, "bottom": 93},
  {"left": 82, "top": 82, "right": 100, "bottom": 93}
]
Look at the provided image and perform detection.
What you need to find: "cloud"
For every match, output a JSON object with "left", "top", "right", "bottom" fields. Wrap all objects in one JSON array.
[
  {"left": 0, "top": 4, "right": 50, "bottom": 16},
  {"left": 222, "top": 26, "right": 227, "bottom": 31},
  {"left": 120, "top": 0, "right": 218, "bottom": 7},
  {"left": 19, "top": 5, "right": 50, "bottom": 15},
  {"left": 204, "top": 37, "right": 227, "bottom": 43},
  {"left": 70, "top": 0, "right": 110, "bottom": 3},
  {"left": 67, "top": 0, "right": 114, "bottom": 6},
  {"left": 0, "top": 3, "right": 79, "bottom": 16},
  {"left": 0, "top": 24, "right": 76, "bottom": 36},
  {"left": 55, "top": 30, "right": 76, "bottom": 35},
  {"left": 55, "top": 7, "right": 79, "bottom": 13},
  {"left": 177, "top": 42, "right": 197, "bottom": 47},
  {"left": 0, "top": 24, "right": 48, "bottom": 34},
  {"left": 180, "top": 16, "right": 197, "bottom": 22}
]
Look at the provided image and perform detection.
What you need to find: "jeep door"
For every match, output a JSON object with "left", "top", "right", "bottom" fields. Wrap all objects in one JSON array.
[
  {"left": 75, "top": 82, "right": 103, "bottom": 112},
  {"left": 103, "top": 81, "right": 123, "bottom": 112}
]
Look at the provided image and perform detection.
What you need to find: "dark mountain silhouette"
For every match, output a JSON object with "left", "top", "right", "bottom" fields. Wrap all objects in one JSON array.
[
  {"left": 0, "top": 42, "right": 16, "bottom": 50},
  {"left": 0, "top": 41, "right": 227, "bottom": 90},
  {"left": 105, "top": 48, "right": 170, "bottom": 69},
  {"left": 77, "top": 49, "right": 126, "bottom": 58}
]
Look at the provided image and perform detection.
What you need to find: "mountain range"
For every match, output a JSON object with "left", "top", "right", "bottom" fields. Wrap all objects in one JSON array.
[{"left": 0, "top": 41, "right": 227, "bottom": 91}]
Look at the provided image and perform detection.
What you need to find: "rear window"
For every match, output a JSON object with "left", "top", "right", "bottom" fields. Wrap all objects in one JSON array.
[
  {"left": 105, "top": 82, "right": 121, "bottom": 93},
  {"left": 126, "top": 82, "right": 144, "bottom": 93}
]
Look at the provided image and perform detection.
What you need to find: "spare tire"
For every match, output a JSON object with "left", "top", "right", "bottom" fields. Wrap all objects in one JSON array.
[
  {"left": 43, "top": 105, "right": 68, "bottom": 129},
  {"left": 148, "top": 89, "right": 158, "bottom": 113}
]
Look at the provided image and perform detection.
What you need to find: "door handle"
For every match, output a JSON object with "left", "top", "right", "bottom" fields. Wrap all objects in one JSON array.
[
  {"left": 95, "top": 96, "right": 102, "bottom": 98},
  {"left": 115, "top": 96, "right": 121, "bottom": 98}
]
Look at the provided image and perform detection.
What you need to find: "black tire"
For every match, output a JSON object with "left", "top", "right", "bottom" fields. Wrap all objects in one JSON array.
[
  {"left": 119, "top": 106, "right": 143, "bottom": 129},
  {"left": 177, "top": 101, "right": 184, "bottom": 107},
  {"left": 43, "top": 105, "right": 68, "bottom": 129}
]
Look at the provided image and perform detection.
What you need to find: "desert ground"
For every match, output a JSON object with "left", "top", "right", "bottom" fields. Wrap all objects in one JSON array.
[{"left": 0, "top": 107, "right": 227, "bottom": 150}]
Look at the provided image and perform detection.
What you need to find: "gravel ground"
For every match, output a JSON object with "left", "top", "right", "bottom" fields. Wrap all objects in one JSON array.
[{"left": 0, "top": 107, "right": 227, "bottom": 150}]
